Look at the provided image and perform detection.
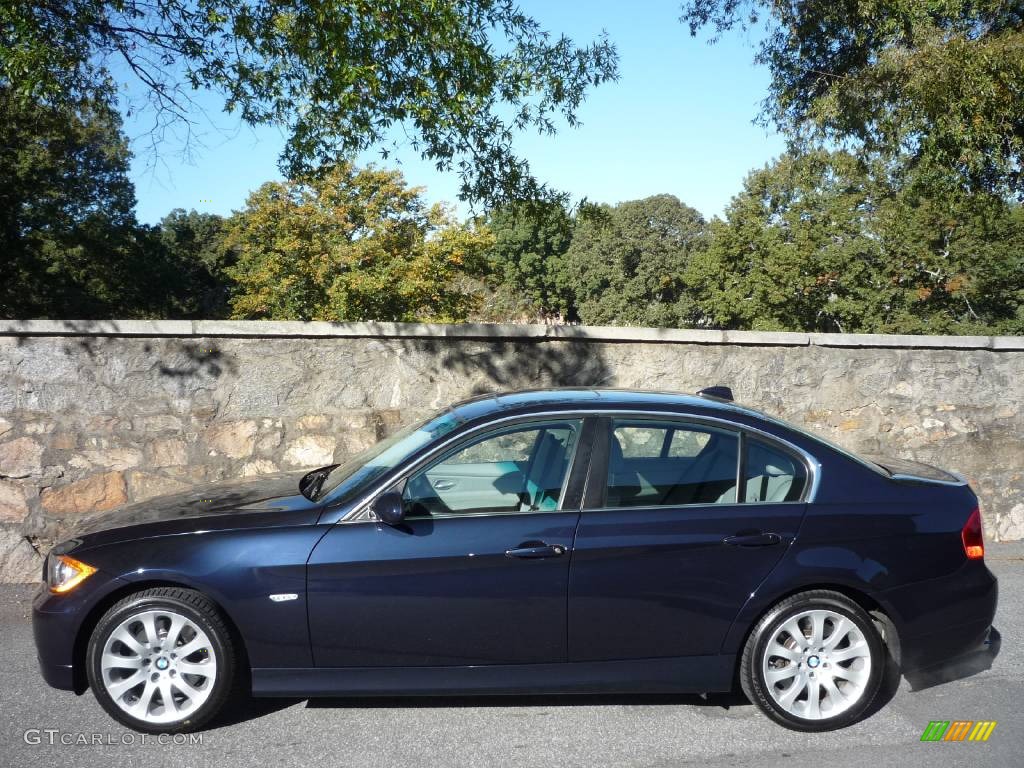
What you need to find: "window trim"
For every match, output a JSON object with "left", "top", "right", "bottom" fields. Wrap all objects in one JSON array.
[{"left": 340, "top": 409, "right": 820, "bottom": 524}]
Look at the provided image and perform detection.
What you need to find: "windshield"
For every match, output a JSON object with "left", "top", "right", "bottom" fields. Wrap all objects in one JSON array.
[{"left": 314, "top": 407, "right": 466, "bottom": 503}]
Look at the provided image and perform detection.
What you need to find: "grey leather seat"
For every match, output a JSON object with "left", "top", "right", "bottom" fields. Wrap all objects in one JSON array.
[{"left": 717, "top": 465, "right": 794, "bottom": 503}]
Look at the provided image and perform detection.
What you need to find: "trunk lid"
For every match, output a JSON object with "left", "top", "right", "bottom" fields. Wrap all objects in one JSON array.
[{"left": 863, "top": 454, "right": 964, "bottom": 484}]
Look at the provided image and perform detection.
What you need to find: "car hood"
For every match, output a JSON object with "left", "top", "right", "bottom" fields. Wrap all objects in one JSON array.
[{"left": 68, "top": 470, "right": 323, "bottom": 549}]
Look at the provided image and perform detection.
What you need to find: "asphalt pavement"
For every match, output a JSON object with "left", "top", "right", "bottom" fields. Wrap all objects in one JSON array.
[{"left": 2, "top": 544, "right": 1021, "bottom": 768}]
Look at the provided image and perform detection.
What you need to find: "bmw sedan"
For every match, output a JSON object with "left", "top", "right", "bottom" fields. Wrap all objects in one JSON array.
[{"left": 33, "top": 388, "right": 997, "bottom": 733}]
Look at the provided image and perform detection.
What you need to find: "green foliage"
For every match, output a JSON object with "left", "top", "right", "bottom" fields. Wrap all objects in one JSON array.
[
  {"left": 225, "top": 163, "right": 494, "bottom": 322},
  {"left": 157, "top": 210, "right": 235, "bottom": 318},
  {"left": 2, "top": 0, "right": 618, "bottom": 204},
  {"left": 558, "top": 195, "right": 707, "bottom": 326},
  {"left": 685, "top": 150, "right": 1024, "bottom": 333},
  {"left": 475, "top": 201, "right": 574, "bottom": 321},
  {"left": 681, "top": 1, "right": 1024, "bottom": 197},
  {"left": 0, "top": 86, "right": 175, "bottom": 318}
]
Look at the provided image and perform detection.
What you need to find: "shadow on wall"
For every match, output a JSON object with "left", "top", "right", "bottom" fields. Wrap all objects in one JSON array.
[
  {"left": 3, "top": 319, "right": 234, "bottom": 380},
  {"left": 397, "top": 337, "right": 613, "bottom": 395},
  {"left": 156, "top": 342, "right": 235, "bottom": 379}
]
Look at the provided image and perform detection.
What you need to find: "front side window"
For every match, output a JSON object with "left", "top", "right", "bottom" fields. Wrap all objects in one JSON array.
[
  {"left": 402, "top": 420, "right": 582, "bottom": 517},
  {"left": 605, "top": 420, "right": 739, "bottom": 507}
]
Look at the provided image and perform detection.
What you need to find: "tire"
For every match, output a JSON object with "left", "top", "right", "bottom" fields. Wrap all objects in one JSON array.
[
  {"left": 740, "top": 590, "right": 885, "bottom": 731},
  {"left": 86, "top": 587, "right": 237, "bottom": 733}
]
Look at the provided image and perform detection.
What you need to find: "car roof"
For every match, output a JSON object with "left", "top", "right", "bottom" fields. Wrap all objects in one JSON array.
[
  {"left": 448, "top": 387, "right": 755, "bottom": 421},
  {"left": 444, "top": 388, "right": 894, "bottom": 483}
]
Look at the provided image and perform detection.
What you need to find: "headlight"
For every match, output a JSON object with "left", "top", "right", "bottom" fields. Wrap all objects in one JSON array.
[{"left": 46, "top": 552, "right": 97, "bottom": 594}]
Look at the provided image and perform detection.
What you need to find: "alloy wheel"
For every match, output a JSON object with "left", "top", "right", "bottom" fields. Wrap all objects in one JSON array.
[
  {"left": 760, "top": 608, "right": 873, "bottom": 720},
  {"left": 99, "top": 608, "right": 218, "bottom": 724}
]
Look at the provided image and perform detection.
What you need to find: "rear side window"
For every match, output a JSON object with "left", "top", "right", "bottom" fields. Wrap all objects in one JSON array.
[
  {"left": 605, "top": 420, "right": 739, "bottom": 507},
  {"left": 743, "top": 438, "right": 807, "bottom": 502}
]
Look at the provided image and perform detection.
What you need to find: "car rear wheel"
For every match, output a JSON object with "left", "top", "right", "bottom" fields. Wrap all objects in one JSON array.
[
  {"left": 87, "top": 587, "right": 236, "bottom": 733},
  {"left": 740, "top": 590, "right": 885, "bottom": 731}
]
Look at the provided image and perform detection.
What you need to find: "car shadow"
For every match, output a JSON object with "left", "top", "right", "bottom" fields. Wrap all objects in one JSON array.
[
  {"left": 208, "top": 696, "right": 303, "bottom": 728},
  {"left": 208, "top": 690, "right": 752, "bottom": 729}
]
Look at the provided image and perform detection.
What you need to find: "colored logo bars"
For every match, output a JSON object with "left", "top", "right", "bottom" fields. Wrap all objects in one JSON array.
[{"left": 920, "top": 721, "right": 997, "bottom": 742}]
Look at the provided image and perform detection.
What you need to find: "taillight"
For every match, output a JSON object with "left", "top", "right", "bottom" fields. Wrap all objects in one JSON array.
[{"left": 961, "top": 507, "right": 985, "bottom": 560}]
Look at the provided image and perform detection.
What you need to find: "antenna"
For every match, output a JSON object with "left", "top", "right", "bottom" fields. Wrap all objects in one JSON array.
[{"left": 696, "top": 386, "right": 734, "bottom": 402}]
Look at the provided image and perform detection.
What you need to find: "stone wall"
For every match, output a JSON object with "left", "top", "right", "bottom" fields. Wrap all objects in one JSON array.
[{"left": 1, "top": 319, "right": 1022, "bottom": 581}]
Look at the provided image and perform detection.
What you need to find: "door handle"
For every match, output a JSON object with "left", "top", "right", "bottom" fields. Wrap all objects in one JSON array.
[
  {"left": 723, "top": 532, "right": 782, "bottom": 547},
  {"left": 505, "top": 543, "right": 566, "bottom": 559},
  {"left": 432, "top": 479, "right": 456, "bottom": 490}
]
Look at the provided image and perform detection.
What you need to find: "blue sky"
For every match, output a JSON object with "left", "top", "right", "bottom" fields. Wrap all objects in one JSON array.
[{"left": 123, "top": 0, "right": 784, "bottom": 225}]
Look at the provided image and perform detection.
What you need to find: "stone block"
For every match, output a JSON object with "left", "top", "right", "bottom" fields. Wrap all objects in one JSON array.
[
  {"left": 128, "top": 472, "right": 192, "bottom": 503},
  {"left": 0, "top": 438, "right": 44, "bottom": 478},
  {"left": 0, "top": 482, "right": 29, "bottom": 522},
  {"left": 255, "top": 432, "right": 282, "bottom": 454},
  {"left": 0, "top": 527, "right": 42, "bottom": 583},
  {"left": 146, "top": 438, "right": 188, "bottom": 468},
  {"left": 41, "top": 471, "right": 127, "bottom": 516},
  {"left": 205, "top": 421, "right": 257, "bottom": 459},
  {"left": 283, "top": 435, "right": 337, "bottom": 468},
  {"left": 296, "top": 414, "right": 332, "bottom": 431},
  {"left": 242, "top": 459, "right": 278, "bottom": 477},
  {"left": 77, "top": 447, "right": 144, "bottom": 470}
]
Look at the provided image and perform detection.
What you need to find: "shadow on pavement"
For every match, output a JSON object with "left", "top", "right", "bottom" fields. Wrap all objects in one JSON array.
[{"left": 208, "top": 691, "right": 752, "bottom": 730}]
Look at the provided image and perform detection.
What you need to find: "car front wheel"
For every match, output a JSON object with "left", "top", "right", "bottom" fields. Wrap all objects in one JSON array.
[
  {"left": 740, "top": 590, "right": 885, "bottom": 731},
  {"left": 86, "top": 587, "right": 236, "bottom": 733}
]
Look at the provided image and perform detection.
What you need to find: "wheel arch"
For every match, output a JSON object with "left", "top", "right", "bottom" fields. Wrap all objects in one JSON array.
[
  {"left": 724, "top": 582, "right": 902, "bottom": 674},
  {"left": 71, "top": 580, "right": 251, "bottom": 695}
]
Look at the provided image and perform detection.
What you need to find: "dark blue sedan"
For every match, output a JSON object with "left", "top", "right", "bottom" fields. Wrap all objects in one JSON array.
[{"left": 33, "top": 388, "right": 997, "bottom": 733}]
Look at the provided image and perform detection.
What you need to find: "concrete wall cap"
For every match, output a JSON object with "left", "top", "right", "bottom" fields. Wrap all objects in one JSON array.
[{"left": 0, "top": 319, "right": 1018, "bottom": 351}]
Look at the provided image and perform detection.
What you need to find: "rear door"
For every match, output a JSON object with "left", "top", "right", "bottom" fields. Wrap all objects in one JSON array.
[{"left": 568, "top": 416, "right": 810, "bottom": 662}]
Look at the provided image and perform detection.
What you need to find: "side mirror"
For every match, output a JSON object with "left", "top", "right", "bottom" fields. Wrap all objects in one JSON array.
[{"left": 371, "top": 491, "right": 406, "bottom": 526}]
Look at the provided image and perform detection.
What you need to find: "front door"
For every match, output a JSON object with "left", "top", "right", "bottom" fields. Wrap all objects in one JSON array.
[
  {"left": 308, "top": 417, "right": 587, "bottom": 667},
  {"left": 568, "top": 417, "right": 809, "bottom": 661}
]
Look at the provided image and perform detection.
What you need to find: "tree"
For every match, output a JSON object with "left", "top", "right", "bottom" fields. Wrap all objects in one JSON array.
[
  {"left": 157, "top": 210, "right": 235, "bottom": 318},
  {"left": 225, "top": 162, "right": 494, "bottom": 322},
  {"left": 558, "top": 195, "right": 707, "bottom": 326},
  {"left": 0, "top": 86, "right": 176, "bottom": 318},
  {"left": 681, "top": 1, "right": 1024, "bottom": 197},
  {"left": 3, "top": 0, "right": 618, "bottom": 204},
  {"left": 873, "top": 181, "right": 1024, "bottom": 334},
  {"left": 685, "top": 150, "right": 1024, "bottom": 333},
  {"left": 475, "top": 201, "right": 574, "bottom": 322}
]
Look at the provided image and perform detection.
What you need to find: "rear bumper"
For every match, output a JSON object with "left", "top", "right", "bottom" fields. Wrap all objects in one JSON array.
[
  {"left": 879, "top": 560, "right": 998, "bottom": 672},
  {"left": 904, "top": 625, "right": 999, "bottom": 689}
]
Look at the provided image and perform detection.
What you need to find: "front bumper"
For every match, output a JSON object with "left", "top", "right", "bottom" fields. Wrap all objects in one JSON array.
[{"left": 32, "top": 572, "right": 123, "bottom": 693}]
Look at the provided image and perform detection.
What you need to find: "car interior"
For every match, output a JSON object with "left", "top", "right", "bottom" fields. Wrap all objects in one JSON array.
[
  {"left": 399, "top": 418, "right": 806, "bottom": 517},
  {"left": 402, "top": 422, "right": 580, "bottom": 517},
  {"left": 605, "top": 422, "right": 805, "bottom": 507}
]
